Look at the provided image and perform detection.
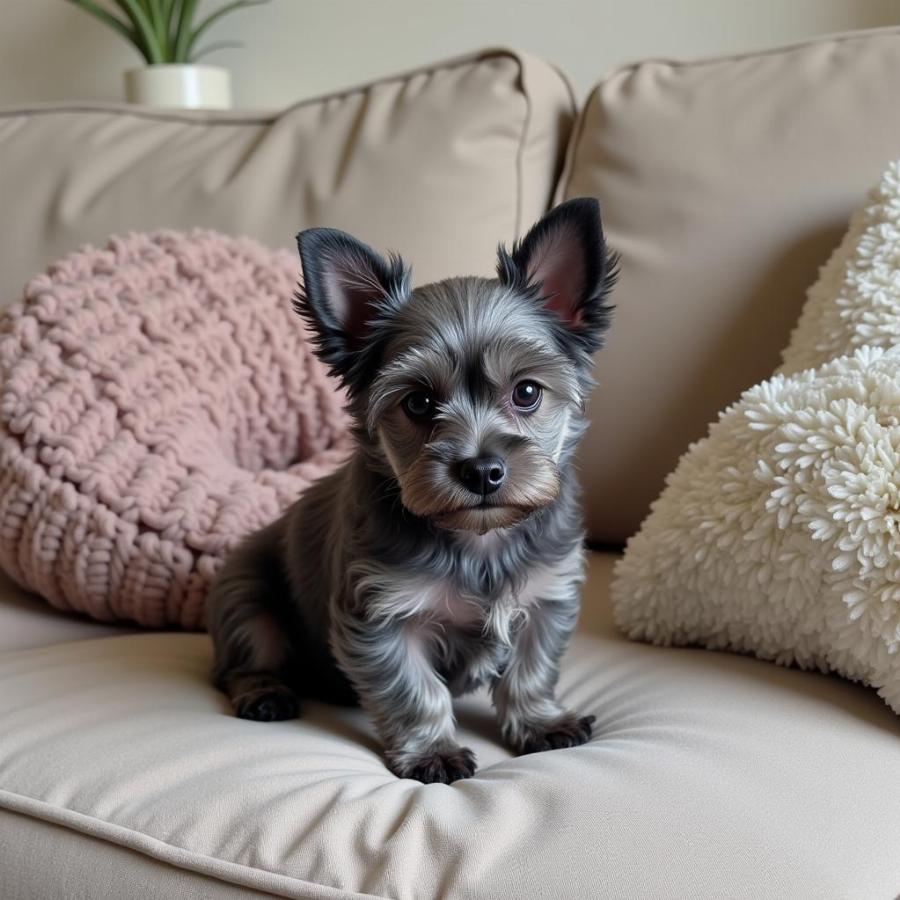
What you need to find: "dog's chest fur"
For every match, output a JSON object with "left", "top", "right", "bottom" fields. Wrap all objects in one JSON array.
[
  {"left": 361, "top": 543, "right": 584, "bottom": 694},
  {"left": 364, "top": 542, "right": 581, "bottom": 625}
]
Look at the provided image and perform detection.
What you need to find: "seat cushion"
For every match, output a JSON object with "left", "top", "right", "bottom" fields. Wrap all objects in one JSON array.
[
  {"left": 0, "top": 568, "right": 132, "bottom": 653},
  {"left": 559, "top": 25, "right": 900, "bottom": 544},
  {"left": 1, "top": 553, "right": 898, "bottom": 899},
  {"left": 0, "top": 49, "right": 574, "bottom": 306}
]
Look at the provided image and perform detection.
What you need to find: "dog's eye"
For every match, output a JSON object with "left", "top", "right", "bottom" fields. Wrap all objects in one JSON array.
[
  {"left": 511, "top": 380, "right": 542, "bottom": 412},
  {"left": 402, "top": 391, "right": 435, "bottom": 420}
]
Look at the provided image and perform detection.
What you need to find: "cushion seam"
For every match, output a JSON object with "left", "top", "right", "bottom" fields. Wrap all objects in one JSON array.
[
  {"left": 0, "top": 788, "right": 391, "bottom": 900},
  {"left": 0, "top": 46, "right": 534, "bottom": 125},
  {"left": 553, "top": 80, "right": 599, "bottom": 207},
  {"left": 513, "top": 56, "right": 530, "bottom": 238},
  {"left": 510, "top": 52, "right": 577, "bottom": 237},
  {"left": 598, "top": 24, "right": 900, "bottom": 82},
  {"left": 556, "top": 26, "right": 900, "bottom": 208}
]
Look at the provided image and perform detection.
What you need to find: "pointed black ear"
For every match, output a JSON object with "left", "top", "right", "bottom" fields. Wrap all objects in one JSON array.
[
  {"left": 294, "top": 227, "right": 410, "bottom": 387},
  {"left": 497, "top": 198, "right": 617, "bottom": 353}
]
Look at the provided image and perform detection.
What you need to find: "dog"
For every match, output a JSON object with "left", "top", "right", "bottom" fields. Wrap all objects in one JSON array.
[{"left": 207, "top": 198, "right": 617, "bottom": 784}]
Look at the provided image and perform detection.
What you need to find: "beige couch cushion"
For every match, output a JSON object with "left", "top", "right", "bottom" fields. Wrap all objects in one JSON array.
[
  {"left": 560, "top": 26, "right": 900, "bottom": 543},
  {"left": 0, "top": 569, "right": 132, "bottom": 652},
  {"left": 0, "top": 49, "right": 573, "bottom": 304},
  {"left": 2, "top": 552, "right": 898, "bottom": 899}
]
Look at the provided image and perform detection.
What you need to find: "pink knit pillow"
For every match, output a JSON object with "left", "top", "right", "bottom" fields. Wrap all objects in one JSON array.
[{"left": 0, "top": 231, "right": 350, "bottom": 628}]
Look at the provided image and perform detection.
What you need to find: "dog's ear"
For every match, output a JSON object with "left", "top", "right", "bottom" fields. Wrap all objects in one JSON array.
[
  {"left": 497, "top": 198, "right": 617, "bottom": 354},
  {"left": 294, "top": 228, "right": 410, "bottom": 388}
]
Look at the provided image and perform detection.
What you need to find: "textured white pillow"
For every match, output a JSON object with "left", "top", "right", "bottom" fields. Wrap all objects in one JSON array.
[
  {"left": 780, "top": 161, "right": 900, "bottom": 374},
  {"left": 612, "top": 161, "right": 900, "bottom": 714}
]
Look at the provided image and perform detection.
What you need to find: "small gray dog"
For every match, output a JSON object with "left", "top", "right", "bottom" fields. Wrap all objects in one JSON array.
[{"left": 208, "top": 198, "right": 616, "bottom": 784}]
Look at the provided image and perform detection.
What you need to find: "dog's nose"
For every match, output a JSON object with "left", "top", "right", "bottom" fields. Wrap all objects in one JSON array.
[{"left": 458, "top": 456, "right": 506, "bottom": 496}]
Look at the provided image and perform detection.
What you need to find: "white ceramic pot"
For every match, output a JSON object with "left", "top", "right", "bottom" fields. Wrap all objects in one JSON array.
[{"left": 124, "top": 65, "right": 232, "bottom": 110}]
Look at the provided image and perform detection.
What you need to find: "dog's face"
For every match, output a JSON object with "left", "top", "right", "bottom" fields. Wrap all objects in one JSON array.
[
  {"left": 295, "top": 199, "right": 616, "bottom": 535},
  {"left": 365, "top": 279, "right": 589, "bottom": 534}
]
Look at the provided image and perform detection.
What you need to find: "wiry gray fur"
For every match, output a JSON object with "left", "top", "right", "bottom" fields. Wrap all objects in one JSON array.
[{"left": 207, "top": 198, "right": 616, "bottom": 783}]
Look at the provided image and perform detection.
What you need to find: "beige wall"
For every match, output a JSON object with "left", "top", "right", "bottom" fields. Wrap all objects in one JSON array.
[{"left": 4, "top": 0, "right": 900, "bottom": 108}]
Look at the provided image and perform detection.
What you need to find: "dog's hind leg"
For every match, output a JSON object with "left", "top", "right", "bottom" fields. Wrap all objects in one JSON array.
[{"left": 207, "top": 526, "right": 301, "bottom": 722}]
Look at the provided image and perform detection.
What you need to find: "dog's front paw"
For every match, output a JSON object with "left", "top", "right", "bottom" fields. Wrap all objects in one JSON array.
[
  {"left": 391, "top": 745, "right": 477, "bottom": 784},
  {"left": 516, "top": 713, "right": 595, "bottom": 755},
  {"left": 234, "top": 687, "right": 300, "bottom": 722}
]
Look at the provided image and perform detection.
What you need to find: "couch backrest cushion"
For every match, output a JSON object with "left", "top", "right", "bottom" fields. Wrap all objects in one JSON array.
[
  {"left": 559, "top": 26, "right": 900, "bottom": 544},
  {"left": 0, "top": 49, "right": 574, "bottom": 304}
]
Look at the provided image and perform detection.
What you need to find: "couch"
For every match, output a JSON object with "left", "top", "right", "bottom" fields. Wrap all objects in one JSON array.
[{"left": 1, "top": 30, "right": 900, "bottom": 900}]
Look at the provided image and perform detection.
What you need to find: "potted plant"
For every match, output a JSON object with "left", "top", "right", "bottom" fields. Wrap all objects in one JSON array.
[{"left": 69, "top": 0, "right": 267, "bottom": 109}]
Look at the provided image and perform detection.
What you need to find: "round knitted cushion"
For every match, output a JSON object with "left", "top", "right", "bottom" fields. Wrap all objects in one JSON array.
[{"left": 0, "top": 231, "right": 350, "bottom": 629}]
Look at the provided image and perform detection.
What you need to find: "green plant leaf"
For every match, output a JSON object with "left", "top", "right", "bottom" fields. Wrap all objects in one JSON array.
[
  {"left": 68, "top": 0, "right": 139, "bottom": 50},
  {"left": 161, "top": 0, "right": 178, "bottom": 30},
  {"left": 145, "top": 0, "right": 169, "bottom": 57},
  {"left": 172, "top": 0, "right": 198, "bottom": 63},
  {"left": 187, "top": 0, "right": 270, "bottom": 58},
  {"left": 191, "top": 39, "right": 244, "bottom": 61},
  {"left": 72, "top": 0, "right": 265, "bottom": 65},
  {"left": 163, "top": 0, "right": 181, "bottom": 56},
  {"left": 108, "top": 0, "right": 166, "bottom": 63}
]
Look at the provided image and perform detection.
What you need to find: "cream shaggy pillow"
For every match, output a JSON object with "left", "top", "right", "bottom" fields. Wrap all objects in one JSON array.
[{"left": 611, "top": 161, "right": 900, "bottom": 714}]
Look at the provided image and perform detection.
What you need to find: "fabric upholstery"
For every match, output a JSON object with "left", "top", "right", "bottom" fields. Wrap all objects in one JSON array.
[
  {"left": 0, "top": 49, "right": 574, "bottom": 307},
  {"left": 1, "top": 811, "right": 278, "bottom": 900},
  {"left": 1, "top": 553, "right": 898, "bottom": 899},
  {"left": 0, "top": 568, "right": 132, "bottom": 653},
  {"left": 559, "top": 26, "right": 900, "bottom": 543},
  {"left": 0, "top": 230, "right": 349, "bottom": 629}
]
